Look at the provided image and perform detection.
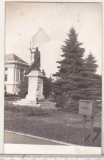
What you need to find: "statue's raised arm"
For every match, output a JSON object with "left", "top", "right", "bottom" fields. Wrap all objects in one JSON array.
[{"left": 31, "top": 47, "right": 40, "bottom": 71}]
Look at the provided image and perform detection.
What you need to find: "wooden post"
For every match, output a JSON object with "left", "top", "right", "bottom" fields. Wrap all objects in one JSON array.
[
  {"left": 83, "top": 115, "right": 86, "bottom": 145},
  {"left": 90, "top": 116, "right": 94, "bottom": 145}
]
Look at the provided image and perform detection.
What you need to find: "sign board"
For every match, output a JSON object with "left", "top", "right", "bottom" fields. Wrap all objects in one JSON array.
[{"left": 79, "top": 99, "right": 95, "bottom": 117}]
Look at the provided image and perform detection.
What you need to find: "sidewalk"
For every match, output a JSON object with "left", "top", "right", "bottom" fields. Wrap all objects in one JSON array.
[{"left": 5, "top": 130, "right": 75, "bottom": 146}]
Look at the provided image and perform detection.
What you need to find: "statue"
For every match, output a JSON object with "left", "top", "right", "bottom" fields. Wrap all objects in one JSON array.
[{"left": 30, "top": 47, "right": 40, "bottom": 71}]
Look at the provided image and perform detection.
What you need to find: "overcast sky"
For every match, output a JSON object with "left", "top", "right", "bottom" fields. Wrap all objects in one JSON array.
[{"left": 5, "top": 2, "right": 102, "bottom": 76}]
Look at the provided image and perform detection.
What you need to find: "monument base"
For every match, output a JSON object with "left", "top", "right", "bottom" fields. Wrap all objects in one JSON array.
[
  {"left": 13, "top": 70, "right": 44, "bottom": 107},
  {"left": 13, "top": 99, "right": 41, "bottom": 107},
  {"left": 13, "top": 70, "right": 57, "bottom": 110},
  {"left": 13, "top": 99, "right": 57, "bottom": 110},
  {"left": 26, "top": 70, "right": 44, "bottom": 101}
]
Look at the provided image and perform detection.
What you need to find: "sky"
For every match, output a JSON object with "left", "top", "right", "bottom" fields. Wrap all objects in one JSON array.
[{"left": 5, "top": 2, "right": 102, "bottom": 77}]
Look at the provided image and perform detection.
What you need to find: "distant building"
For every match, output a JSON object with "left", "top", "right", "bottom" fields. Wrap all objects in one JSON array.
[{"left": 5, "top": 54, "right": 29, "bottom": 95}]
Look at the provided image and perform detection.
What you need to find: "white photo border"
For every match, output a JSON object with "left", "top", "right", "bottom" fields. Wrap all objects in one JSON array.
[{"left": 0, "top": 0, "right": 103, "bottom": 155}]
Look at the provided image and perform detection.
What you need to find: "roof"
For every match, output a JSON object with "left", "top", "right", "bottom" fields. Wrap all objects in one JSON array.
[{"left": 5, "top": 54, "right": 29, "bottom": 66}]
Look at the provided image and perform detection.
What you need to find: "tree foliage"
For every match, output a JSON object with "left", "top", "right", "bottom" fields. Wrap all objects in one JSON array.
[
  {"left": 19, "top": 69, "right": 28, "bottom": 98},
  {"left": 53, "top": 27, "right": 101, "bottom": 111},
  {"left": 43, "top": 70, "right": 53, "bottom": 99},
  {"left": 79, "top": 53, "right": 101, "bottom": 100}
]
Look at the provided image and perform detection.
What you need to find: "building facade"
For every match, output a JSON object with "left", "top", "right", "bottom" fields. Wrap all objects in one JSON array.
[{"left": 5, "top": 54, "right": 29, "bottom": 95}]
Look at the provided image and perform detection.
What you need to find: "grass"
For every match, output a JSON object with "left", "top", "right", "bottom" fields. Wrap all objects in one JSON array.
[
  {"left": 5, "top": 101, "right": 53, "bottom": 116},
  {"left": 4, "top": 101, "right": 101, "bottom": 147}
]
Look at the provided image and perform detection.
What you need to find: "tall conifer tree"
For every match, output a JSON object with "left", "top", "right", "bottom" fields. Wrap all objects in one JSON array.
[{"left": 54, "top": 27, "right": 85, "bottom": 110}]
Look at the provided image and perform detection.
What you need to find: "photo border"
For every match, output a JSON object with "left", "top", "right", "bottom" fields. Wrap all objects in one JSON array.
[{"left": 0, "top": 0, "right": 103, "bottom": 155}]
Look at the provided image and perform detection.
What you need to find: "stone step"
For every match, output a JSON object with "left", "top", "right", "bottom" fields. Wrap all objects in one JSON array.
[
  {"left": 16, "top": 101, "right": 36, "bottom": 105},
  {"left": 21, "top": 99, "right": 36, "bottom": 102},
  {"left": 15, "top": 100, "right": 55, "bottom": 106},
  {"left": 39, "top": 104, "right": 56, "bottom": 108},
  {"left": 39, "top": 100, "right": 56, "bottom": 104},
  {"left": 13, "top": 102, "right": 40, "bottom": 107},
  {"left": 13, "top": 103, "right": 56, "bottom": 109},
  {"left": 39, "top": 103, "right": 55, "bottom": 106},
  {"left": 13, "top": 99, "right": 57, "bottom": 109}
]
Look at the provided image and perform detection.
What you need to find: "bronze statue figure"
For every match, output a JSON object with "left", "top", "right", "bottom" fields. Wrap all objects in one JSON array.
[{"left": 30, "top": 47, "right": 40, "bottom": 71}]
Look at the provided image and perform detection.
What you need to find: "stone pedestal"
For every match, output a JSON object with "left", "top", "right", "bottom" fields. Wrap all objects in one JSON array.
[
  {"left": 26, "top": 70, "right": 44, "bottom": 101},
  {"left": 13, "top": 70, "right": 44, "bottom": 106}
]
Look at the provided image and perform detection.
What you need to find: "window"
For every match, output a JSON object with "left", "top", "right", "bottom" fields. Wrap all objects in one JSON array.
[
  {"left": 16, "top": 69, "right": 19, "bottom": 81},
  {"left": 20, "top": 69, "right": 24, "bottom": 81},
  {"left": 5, "top": 67, "right": 8, "bottom": 71},
  {"left": 5, "top": 74, "right": 7, "bottom": 81}
]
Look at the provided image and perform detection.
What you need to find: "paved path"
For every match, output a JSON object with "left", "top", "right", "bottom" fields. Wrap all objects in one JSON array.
[{"left": 5, "top": 131, "right": 74, "bottom": 145}]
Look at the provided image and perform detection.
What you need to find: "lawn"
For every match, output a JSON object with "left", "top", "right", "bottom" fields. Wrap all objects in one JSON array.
[{"left": 4, "top": 101, "right": 101, "bottom": 147}]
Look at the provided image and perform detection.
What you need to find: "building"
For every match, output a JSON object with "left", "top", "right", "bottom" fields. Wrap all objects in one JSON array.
[{"left": 5, "top": 54, "right": 29, "bottom": 95}]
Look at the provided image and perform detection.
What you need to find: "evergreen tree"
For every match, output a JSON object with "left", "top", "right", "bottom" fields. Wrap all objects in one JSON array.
[
  {"left": 79, "top": 53, "right": 101, "bottom": 100},
  {"left": 43, "top": 70, "right": 53, "bottom": 99},
  {"left": 85, "top": 52, "right": 98, "bottom": 73},
  {"left": 54, "top": 27, "right": 85, "bottom": 110},
  {"left": 19, "top": 69, "right": 28, "bottom": 98}
]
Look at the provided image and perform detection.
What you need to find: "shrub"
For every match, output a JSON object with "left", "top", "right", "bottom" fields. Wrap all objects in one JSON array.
[{"left": 4, "top": 101, "right": 53, "bottom": 116}]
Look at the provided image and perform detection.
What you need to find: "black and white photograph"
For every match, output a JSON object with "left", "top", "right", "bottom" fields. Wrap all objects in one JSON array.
[{"left": 4, "top": 1, "right": 102, "bottom": 153}]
